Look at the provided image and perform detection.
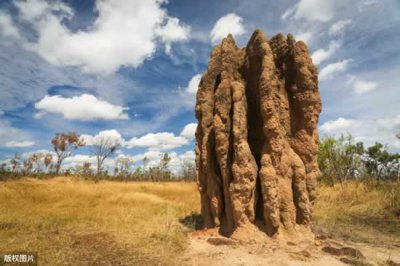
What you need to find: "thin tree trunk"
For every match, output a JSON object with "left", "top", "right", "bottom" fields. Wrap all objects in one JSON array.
[
  {"left": 97, "top": 157, "right": 102, "bottom": 176},
  {"left": 55, "top": 159, "right": 62, "bottom": 175}
]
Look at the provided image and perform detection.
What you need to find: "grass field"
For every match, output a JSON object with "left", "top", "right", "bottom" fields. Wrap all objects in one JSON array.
[
  {"left": 0, "top": 177, "right": 399, "bottom": 265},
  {"left": 0, "top": 177, "right": 199, "bottom": 265},
  {"left": 314, "top": 180, "right": 400, "bottom": 244}
]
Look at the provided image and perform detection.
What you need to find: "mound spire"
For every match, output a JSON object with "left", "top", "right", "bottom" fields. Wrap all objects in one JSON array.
[{"left": 195, "top": 29, "right": 322, "bottom": 239}]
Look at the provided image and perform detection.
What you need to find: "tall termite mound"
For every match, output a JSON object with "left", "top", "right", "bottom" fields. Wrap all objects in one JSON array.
[{"left": 195, "top": 29, "right": 321, "bottom": 239}]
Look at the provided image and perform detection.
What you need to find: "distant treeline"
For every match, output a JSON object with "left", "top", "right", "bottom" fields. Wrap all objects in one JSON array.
[
  {"left": 0, "top": 132, "right": 195, "bottom": 181},
  {"left": 318, "top": 135, "right": 400, "bottom": 184},
  {"left": 1, "top": 132, "right": 399, "bottom": 183}
]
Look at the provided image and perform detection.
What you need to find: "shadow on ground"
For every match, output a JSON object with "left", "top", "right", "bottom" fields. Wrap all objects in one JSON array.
[{"left": 179, "top": 213, "right": 203, "bottom": 231}]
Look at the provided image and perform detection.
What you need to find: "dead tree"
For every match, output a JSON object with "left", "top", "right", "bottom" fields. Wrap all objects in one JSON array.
[
  {"left": 90, "top": 135, "right": 120, "bottom": 176},
  {"left": 51, "top": 132, "right": 85, "bottom": 175}
]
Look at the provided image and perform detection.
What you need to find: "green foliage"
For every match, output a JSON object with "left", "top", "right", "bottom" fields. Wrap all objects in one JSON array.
[
  {"left": 364, "top": 142, "right": 400, "bottom": 179},
  {"left": 318, "top": 135, "right": 400, "bottom": 184},
  {"left": 318, "top": 135, "right": 364, "bottom": 185}
]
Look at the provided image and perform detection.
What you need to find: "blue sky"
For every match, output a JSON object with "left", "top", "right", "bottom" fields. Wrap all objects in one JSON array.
[{"left": 0, "top": 0, "right": 399, "bottom": 171}]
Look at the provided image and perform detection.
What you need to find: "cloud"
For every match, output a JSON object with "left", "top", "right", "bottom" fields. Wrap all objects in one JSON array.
[
  {"left": 281, "top": 0, "right": 339, "bottom": 22},
  {"left": 347, "top": 77, "right": 378, "bottom": 94},
  {"left": 125, "top": 122, "right": 196, "bottom": 151},
  {"left": 4, "top": 140, "right": 35, "bottom": 148},
  {"left": 14, "top": 0, "right": 73, "bottom": 21},
  {"left": 319, "top": 115, "right": 400, "bottom": 149},
  {"left": 126, "top": 132, "right": 189, "bottom": 151},
  {"left": 0, "top": 118, "right": 33, "bottom": 148},
  {"left": 82, "top": 122, "right": 196, "bottom": 152},
  {"left": 12, "top": 0, "right": 190, "bottom": 74},
  {"left": 357, "top": 0, "right": 379, "bottom": 12},
  {"left": 311, "top": 41, "right": 340, "bottom": 65},
  {"left": 210, "top": 13, "right": 245, "bottom": 44},
  {"left": 168, "top": 150, "right": 195, "bottom": 173},
  {"left": 320, "top": 117, "right": 356, "bottom": 133},
  {"left": 37, "top": 147, "right": 194, "bottom": 173},
  {"left": 81, "top": 129, "right": 124, "bottom": 146},
  {"left": 281, "top": 7, "right": 296, "bottom": 21},
  {"left": 127, "top": 149, "right": 195, "bottom": 173},
  {"left": 295, "top": 32, "right": 313, "bottom": 44},
  {"left": 179, "top": 73, "right": 201, "bottom": 107},
  {"left": 319, "top": 59, "right": 350, "bottom": 81},
  {"left": 156, "top": 17, "right": 190, "bottom": 54},
  {"left": 34, "top": 94, "right": 129, "bottom": 121},
  {"left": 0, "top": 11, "right": 20, "bottom": 39},
  {"left": 64, "top": 154, "right": 97, "bottom": 167},
  {"left": 186, "top": 74, "right": 201, "bottom": 94},
  {"left": 180, "top": 123, "right": 197, "bottom": 140},
  {"left": 329, "top": 19, "right": 352, "bottom": 35}
]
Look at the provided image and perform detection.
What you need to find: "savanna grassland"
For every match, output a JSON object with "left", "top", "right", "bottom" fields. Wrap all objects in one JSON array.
[
  {"left": 0, "top": 177, "right": 399, "bottom": 265},
  {"left": 0, "top": 177, "right": 199, "bottom": 265}
]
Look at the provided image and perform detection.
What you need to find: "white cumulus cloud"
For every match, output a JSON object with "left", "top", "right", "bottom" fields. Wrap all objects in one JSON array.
[
  {"left": 126, "top": 132, "right": 189, "bottom": 151},
  {"left": 34, "top": 94, "right": 129, "bottom": 121},
  {"left": 180, "top": 123, "right": 197, "bottom": 140},
  {"left": 180, "top": 73, "right": 202, "bottom": 108},
  {"left": 210, "top": 13, "right": 245, "bottom": 44},
  {"left": 186, "top": 74, "right": 202, "bottom": 95},
  {"left": 319, "top": 115, "right": 400, "bottom": 149},
  {"left": 0, "top": 11, "right": 21, "bottom": 39},
  {"left": 82, "top": 129, "right": 124, "bottom": 146},
  {"left": 281, "top": 0, "right": 344, "bottom": 22},
  {"left": 12, "top": 0, "right": 190, "bottom": 74},
  {"left": 4, "top": 140, "right": 35, "bottom": 148},
  {"left": 156, "top": 17, "right": 190, "bottom": 54},
  {"left": 319, "top": 59, "right": 350, "bottom": 81},
  {"left": 347, "top": 77, "right": 378, "bottom": 94},
  {"left": 64, "top": 154, "right": 97, "bottom": 167},
  {"left": 82, "top": 123, "right": 197, "bottom": 153},
  {"left": 0, "top": 118, "right": 33, "bottom": 148},
  {"left": 295, "top": 32, "right": 313, "bottom": 44},
  {"left": 320, "top": 117, "right": 356, "bottom": 133},
  {"left": 120, "top": 149, "right": 195, "bottom": 174},
  {"left": 311, "top": 41, "right": 340, "bottom": 65}
]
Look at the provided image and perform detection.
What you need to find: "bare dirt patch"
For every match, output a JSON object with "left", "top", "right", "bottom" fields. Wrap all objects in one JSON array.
[{"left": 180, "top": 228, "right": 400, "bottom": 266}]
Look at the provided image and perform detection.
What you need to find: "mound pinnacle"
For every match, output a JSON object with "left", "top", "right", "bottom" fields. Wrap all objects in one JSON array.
[{"left": 195, "top": 29, "right": 322, "bottom": 238}]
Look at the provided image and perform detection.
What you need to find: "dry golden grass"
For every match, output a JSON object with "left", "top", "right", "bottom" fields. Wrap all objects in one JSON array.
[
  {"left": 0, "top": 177, "right": 399, "bottom": 265},
  {"left": 0, "top": 177, "right": 200, "bottom": 265},
  {"left": 314, "top": 180, "right": 400, "bottom": 243}
]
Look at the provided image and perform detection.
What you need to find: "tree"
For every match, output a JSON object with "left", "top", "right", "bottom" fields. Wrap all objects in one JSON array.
[
  {"left": 28, "top": 152, "right": 46, "bottom": 173},
  {"left": 363, "top": 142, "right": 400, "bottom": 180},
  {"left": 159, "top": 153, "right": 171, "bottom": 180},
  {"left": 318, "top": 136, "right": 400, "bottom": 183},
  {"left": 80, "top": 162, "right": 93, "bottom": 177},
  {"left": 44, "top": 153, "right": 53, "bottom": 172},
  {"left": 179, "top": 159, "right": 195, "bottom": 181},
  {"left": 89, "top": 133, "right": 121, "bottom": 176},
  {"left": 0, "top": 163, "right": 6, "bottom": 173},
  {"left": 115, "top": 157, "right": 132, "bottom": 180},
  {"left": 148, "top": 166, "right": 159, "bottom": 181},
  {"left": 132, "top": 166, "right": 143, "bottom": 180},
  {"left": 51, "top": 132, "right": 85, "bottom": 175},
  {"left": 23, "top": 156, "right": 34, "bottom": 175},
  {"left": 142, "top": 157, "right": 149, "bottom": 172},
  {"left": 318, "top": 135, "right": 364, "bottom": 185},
  {"left": 10, "top": 154, "right": 21, "bottom": 174}
]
